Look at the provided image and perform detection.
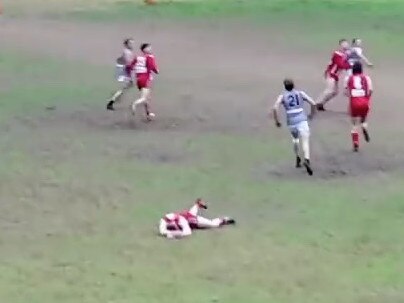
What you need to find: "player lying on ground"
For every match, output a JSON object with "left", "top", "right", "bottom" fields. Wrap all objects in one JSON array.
[
  {"left": 316, "top": 39, "right": 351, "bottom": 111},
  {"left": 345, "top": 62, "right": 373, "bottom": 152},
  {"left": 273, "top": 79, "right": 316, "bottom": 176},
  {"left": 128, "top": 43, "right": 159, "bottom": 121},
  {"left": 106, "top": 38, "right": 136, "bottom": 111},
  {"left": 159, "top": 198, "right": 236, "bottom": 239}
]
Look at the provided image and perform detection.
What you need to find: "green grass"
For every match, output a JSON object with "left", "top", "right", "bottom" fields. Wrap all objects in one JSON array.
[
  {"left": 2, "top": 1, "right": 404, "bottom": 302},
  {"left": 6, "top": 0, "right": 404, "bottom": 54},
  {"left": 1, "top": 49, "right": 404, "bottom": 303}
]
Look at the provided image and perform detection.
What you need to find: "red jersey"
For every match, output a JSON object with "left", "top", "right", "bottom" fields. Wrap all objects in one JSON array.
[
  {"left": 129, "top": 53, "right": 159, "bottom": 78},
  {"left": 346, "top": 73, "right": 372, "bottom": 103},
  {"left": 325, "top": 50, "right": 351, "bottom": 81}
]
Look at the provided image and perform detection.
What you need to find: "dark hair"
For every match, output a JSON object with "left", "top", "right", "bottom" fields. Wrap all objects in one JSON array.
[
  {"left": 352, "top": 62, "right": 363, "bottom": 75},
  {"left": 124, "top": 38, "right": 133, "bottom": 47},
  {"left": 283, "top": 78, "right": 294, "bottom": 91},
  {"left": 352, "top": 38, "right": 358, "bottom": 44},
  {"left": 140, "top": 43, "right": 150, "bottom": 51},
  {"left": 339, "top": 38, "right": 347, "bottom": 45}
]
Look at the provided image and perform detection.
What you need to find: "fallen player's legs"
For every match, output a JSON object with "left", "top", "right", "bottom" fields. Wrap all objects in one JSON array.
[
  {"left": 196, "top": 216, "right": 224, "bottom": 228},
  {"left": 316, "top": 77, "right": 338, "bottom": 110}
]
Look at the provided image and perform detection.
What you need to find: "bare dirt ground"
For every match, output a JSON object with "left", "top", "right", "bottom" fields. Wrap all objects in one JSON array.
[{"left": 1, "top": 17, "right": 403, "bottom": 179}]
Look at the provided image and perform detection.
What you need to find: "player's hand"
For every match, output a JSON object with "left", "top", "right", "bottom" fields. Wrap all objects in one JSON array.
[{"left": 275, "top": 121, "right": 282, "bottom": 128}]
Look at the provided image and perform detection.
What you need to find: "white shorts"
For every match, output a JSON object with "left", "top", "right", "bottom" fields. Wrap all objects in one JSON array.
[
  {"left": 116, "top": 64, "right": 132, "bottom": 83},
  {"left": 289, "top": 120, "right": 310, "bottom": 139}
]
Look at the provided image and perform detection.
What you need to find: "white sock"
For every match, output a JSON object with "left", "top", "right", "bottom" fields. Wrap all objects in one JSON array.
[
  {"left": 301, "top": 136, "right": 310, "bottom": 160},
  {"left": 292, "top": 138, "right": 300, "bottom": 157},
  {"left": 112, "top": 90, "right": 123, "bottom": 101}
]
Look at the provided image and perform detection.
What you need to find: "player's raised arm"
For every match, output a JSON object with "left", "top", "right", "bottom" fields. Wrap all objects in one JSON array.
[
  {"left": 301, "top": 91, "right": 316, "bottom": 120},
  {"left": 272, "top": 95, "right": 283, "bottom": 127}
]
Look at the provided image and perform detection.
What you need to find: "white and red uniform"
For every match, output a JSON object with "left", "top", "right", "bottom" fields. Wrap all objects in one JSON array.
[
  {"left": 325, "top": 50, "right": 351, "bottom": 82},
  {"left": 345, "top": 73, "right": 372, "bottom": 118},
  {"left": 159, "top": 202, "right": 229, "bottom": 239},
  {"left": 129, "top": 53, "right": 159, "bottom": 90}
]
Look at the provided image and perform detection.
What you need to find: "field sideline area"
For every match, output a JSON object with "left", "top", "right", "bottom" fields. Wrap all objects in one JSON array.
[{"left": 1, "top": 0, "right": 404, "bottom": 302}]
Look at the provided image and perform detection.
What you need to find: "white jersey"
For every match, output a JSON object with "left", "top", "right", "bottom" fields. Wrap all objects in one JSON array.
[
  {"left": 348, "top": 47, "right": 363, "bottom": 65},
  {"left": 115, "top": 48, "right": 134, "bottom": 82}
]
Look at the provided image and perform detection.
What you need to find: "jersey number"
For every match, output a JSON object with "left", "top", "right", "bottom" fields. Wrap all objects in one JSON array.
[{"left": 287, "top": 94, "right": 300, "bottom": 107}]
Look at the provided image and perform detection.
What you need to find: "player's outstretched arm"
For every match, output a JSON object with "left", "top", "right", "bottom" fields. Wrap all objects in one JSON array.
[
  {"left": 301, "top": 91, "right": 316, "bottom": 120},
  {"left": 360, "top": 53, "right": 373, "bottom": 67},
  {"left": 272, "top": 95, "right": 283, "bottom": 127}
]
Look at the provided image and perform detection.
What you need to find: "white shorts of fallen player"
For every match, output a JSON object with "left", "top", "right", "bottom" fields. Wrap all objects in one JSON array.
[{"left": 289, "top": 120, "right": 310, "bottom": 139}]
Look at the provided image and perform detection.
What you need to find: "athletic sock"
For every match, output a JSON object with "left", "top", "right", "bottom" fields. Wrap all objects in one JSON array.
[{"left": 351, "top": 131, "right": 359, "bottom": 148}]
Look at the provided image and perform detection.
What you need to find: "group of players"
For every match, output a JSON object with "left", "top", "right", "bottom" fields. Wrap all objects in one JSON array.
[
  {"left": 106, "top": 38, "right": 373, "bottom": 238},
  {"left": 273, "top": 38, "right": 373, "bottom": 176},
  {"left": 106, "top": 38, "right": 159, "bottom": 121}
]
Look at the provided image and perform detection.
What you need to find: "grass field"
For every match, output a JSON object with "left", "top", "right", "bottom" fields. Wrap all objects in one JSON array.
[{"left": 1, "top": 1, "right": 404, "bottom": 302}]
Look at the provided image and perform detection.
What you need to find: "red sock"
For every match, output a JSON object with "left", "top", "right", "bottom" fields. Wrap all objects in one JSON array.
[{"left": 351, "top": 131, "right": 359, "bottom": 148}]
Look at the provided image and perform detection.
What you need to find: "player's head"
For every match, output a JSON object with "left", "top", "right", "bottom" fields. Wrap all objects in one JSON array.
[
  {"left": 352, "top": 62, "right": 363, "bottom": 75},
  {"left": 124, "top": 38, "right": 134, "bottom": 50},
  {"left": 352, "top": 38, "right": 362, "bottom": 47},
  {"left": 141, "top": 43, "right": 152, "bottom": 54},
  {"left": 339, "top": 38, "right": 350, "bottom": 50},
  {"left": 283, "top": 78, "right": 295, "bottom": 91}
]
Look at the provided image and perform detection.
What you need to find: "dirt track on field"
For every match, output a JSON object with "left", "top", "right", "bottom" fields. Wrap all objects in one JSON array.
[{"left": 1, "top": 18, "right": 403, "bottom": 179}]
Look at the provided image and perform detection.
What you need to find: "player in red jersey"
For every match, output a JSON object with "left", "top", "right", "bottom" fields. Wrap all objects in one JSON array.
[
  {"left": 158, "top": 198, "right": 236, "bottom": 239},
  {"left": 106, "top": 38, "right": 136, "bottom": 111},
  {"left": 316, "top": 39, "right": 351, "bottom": 111},
  {"left": 345, "top": 62, "right": 373, "bottom": 152},
  {"left": 128, "top": 43, "right": 159, "bottom": 121}
]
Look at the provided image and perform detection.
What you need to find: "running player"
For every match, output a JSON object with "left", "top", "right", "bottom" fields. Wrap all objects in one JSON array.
[
  {"left": 106, "top": 38, "right": 136, "bottom": 111},
  {"left": 128, "top": 43, "right": 159, "bottom": 121},
  {"left": 345, "top": 62, "right": 373, "bottom": 152},
  {"left": 348, "top": 38, "right": 373, "bottom": 69},
  {"left": 159, "top": 198, "right": 236, "bottom": 239},
  {"left": 316, "top": 39, "right": 351, "bottom": 111},
  {"left": 273, "top": 79, "right": 316, "bottom": 176}
]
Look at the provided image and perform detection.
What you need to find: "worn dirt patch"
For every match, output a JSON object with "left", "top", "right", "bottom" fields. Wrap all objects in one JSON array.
[{"left": 1, "top": 18, "right": 404, "bottom": 179}]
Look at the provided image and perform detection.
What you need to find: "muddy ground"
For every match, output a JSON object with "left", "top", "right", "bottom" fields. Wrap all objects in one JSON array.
[{"left": 1, "top": 18, "right": 403, "bottom": 179}]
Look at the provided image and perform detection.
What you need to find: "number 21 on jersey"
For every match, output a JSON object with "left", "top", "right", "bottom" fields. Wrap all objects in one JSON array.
[{"left": 287, "top": 94, "right": 300, "bottom": 107}]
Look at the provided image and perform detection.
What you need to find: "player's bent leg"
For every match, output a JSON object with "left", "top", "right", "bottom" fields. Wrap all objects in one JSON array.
[
  {"left": 131, "top": 88, "right": 150, "bottom": 115},
  {"left": 317, "top": 77, "right": 338, "bottom": 110},
  {"left": 107, "top": 80, "right": 132, "bottom": 110},
  {"left": 360, "top": 109, "right": 370, "bottom": 143},
  {"left": 351, "top": 117, "right": 360, "bottom": 152},
  {"left": 290, "top": 128, "right": 301, "bottom": 168},
  {"left": 298, "top": 121, "right": 313, "bottom": 176}
]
